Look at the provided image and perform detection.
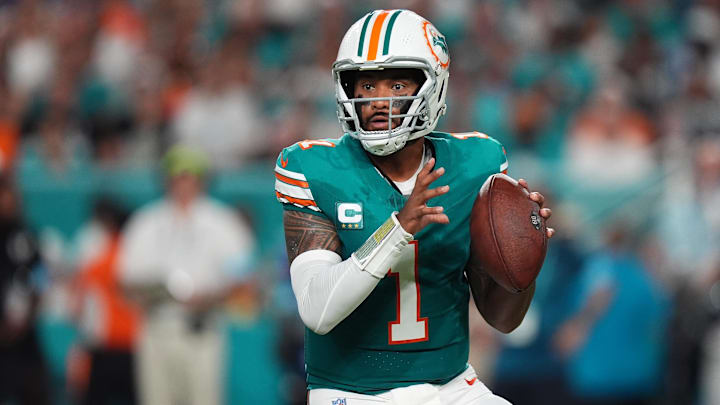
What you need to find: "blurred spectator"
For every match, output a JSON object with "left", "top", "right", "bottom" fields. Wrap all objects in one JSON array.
[
  {"left": 118, "top": 145, "right": 256, "bottom": 405},
  {"left": 5, "top": 2, "right": 55, "bottom": 97},
  {"left": 92, "top": 0, "right": 145, "bottom": 89},
  {"left": 13, "top": 99, "right": 93, "bottom": 405},
  {"left": 69, "top": 198, "right": 138, "bottom": 405},
  {"left": 170, "top": 35, "right": 265, "bottom": 169},
  {"left": 0, "top": 175, "right": 50, "bottom": 405},
  {"left": 659, "top": 138, "right": 720, "bottom": 283},
  {"left": 22, "top": 104, "right": 89, "bottom": 177},
  {"left": 566, "top": 81, "right": 656, "bottom": 187},
  {"left": 15, "top": 104, "right": 93, "bottom": 262},
  {"left": 554, "top": 225, "right": 670, "bottom": 405}
]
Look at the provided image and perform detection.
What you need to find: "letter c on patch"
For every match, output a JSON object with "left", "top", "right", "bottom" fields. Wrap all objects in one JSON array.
[{"left": 337, "top": 203, "right": 363, "bottom": 224}]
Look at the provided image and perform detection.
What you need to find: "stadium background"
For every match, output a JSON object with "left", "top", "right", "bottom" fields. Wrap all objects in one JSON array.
[{"left": 0, "top": 0, "right": 719, "bottom": 404}]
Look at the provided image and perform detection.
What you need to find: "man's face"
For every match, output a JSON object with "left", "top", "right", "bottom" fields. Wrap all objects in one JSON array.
[
  {"left": 169, "top": 172, "right": 203, "bottom": 205},
  {"left": 353, "top": 69, "right": 422, "bottom": 131}
]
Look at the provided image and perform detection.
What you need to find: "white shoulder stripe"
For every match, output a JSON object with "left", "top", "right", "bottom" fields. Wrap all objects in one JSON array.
[
  {"left": 500, "top": 161, "right": 509, "bottom": 172},
  {"left": 275, "top": 180, "right": 315, "bottom": 201},
  {"left": 275, "top": 165, "right": 307, "bottom": 181},
  {"left": 276, "top": 195, "right": 321, "bottom": 212}
]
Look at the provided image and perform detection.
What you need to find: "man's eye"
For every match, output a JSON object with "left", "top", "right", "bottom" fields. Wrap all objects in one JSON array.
[
  {"left": 362, "top": 83, "right": 374, "bottom": 91},
  {"left": 392, "top": 83, "right": 406, "bottom": 91}
]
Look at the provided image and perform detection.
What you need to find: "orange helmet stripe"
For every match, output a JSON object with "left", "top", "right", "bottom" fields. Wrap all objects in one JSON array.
[{"left": 367, "top": 11, "right": 389, "bottom": 61}]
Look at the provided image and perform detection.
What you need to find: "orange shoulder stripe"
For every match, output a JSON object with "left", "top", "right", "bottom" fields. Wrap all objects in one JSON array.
[
  {"left": 275, "top": 172, "right": 309, "bottom": 188},
  {"left": 276, "top": 191, "right": 317, "bottom": 207}
]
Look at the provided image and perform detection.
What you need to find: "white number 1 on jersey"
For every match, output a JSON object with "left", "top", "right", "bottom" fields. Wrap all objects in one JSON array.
[{"left": 387, "top": 241, "right": 429, "bottom": 344}]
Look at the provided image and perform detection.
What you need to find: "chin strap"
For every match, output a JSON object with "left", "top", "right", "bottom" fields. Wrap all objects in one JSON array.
[{"left": 361, "top": 136, "right": 407, "bottom": 156}]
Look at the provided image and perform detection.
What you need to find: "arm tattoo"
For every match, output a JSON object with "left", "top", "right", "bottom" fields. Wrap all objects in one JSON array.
[{"left": 283, "top": 210, "right": 343, "bottom": 263}]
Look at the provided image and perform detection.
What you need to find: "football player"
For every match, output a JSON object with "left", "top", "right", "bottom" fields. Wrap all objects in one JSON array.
[{"left": 275, "top": 10, "right": 554, "bottom": 405}]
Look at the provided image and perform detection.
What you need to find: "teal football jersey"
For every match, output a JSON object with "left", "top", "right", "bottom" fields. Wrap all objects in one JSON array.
[{"left": 274, "top": 132, "right": 508, "bottom": 394}]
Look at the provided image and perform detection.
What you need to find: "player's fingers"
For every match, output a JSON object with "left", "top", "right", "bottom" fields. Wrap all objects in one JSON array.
[
  {"left": 540, "top": 207, "right": 552, "bottom": 218},
  {"left": 518, "top": 178, "right": 529, "bottom": 190},
  {"left": 418, "top": 158, "right": 436, "bottom": 179},
  {"left": 547, "top": 227, "right": 555, "bottom": 239},
  {"left": 422, "top": 214, "right": 450, "bottom": 227},
  {"left": 418, "top": 166, "right": 445, "bottom": 188},
  {"left": 528, "top": 192, "right": 544, "bottom": 206},
  {"left": 420, "top": 206, "right": 444, "bottom": 216},
  {"left": 421, "top": 184, "right": 449, "bottom": 201}
]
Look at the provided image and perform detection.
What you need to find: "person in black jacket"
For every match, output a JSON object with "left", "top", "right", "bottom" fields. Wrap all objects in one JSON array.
[{"left": 0, "top": 175, "right": 50, "bottom": 405}]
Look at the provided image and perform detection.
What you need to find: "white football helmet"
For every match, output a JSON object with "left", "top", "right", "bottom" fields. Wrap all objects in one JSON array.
[{"left": 333, "top": 10, "right": 450, "bottom": 156}]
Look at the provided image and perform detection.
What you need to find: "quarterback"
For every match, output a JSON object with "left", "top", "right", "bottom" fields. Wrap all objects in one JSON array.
[{"left": 275, "top": 10, "right": 553, "bottom": 405}]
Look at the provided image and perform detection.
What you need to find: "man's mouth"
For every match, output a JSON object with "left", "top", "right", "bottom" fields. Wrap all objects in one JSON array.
[{"left": 367, "top": 114, "right": 391, "bottom": 130}]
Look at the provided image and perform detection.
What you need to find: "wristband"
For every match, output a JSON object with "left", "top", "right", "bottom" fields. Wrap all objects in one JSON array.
[{"left": 351, "top": 212, "right": 413, "bottom": 279}]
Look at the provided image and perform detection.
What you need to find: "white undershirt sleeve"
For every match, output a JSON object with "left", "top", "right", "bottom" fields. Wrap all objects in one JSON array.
[{"left": 290, "top": 249, "right": 381, "bottom": 335}]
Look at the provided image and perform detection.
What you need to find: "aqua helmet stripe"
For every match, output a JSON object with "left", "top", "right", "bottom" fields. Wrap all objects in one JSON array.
[{"left": 357, "top": 12, "right": 374, "bottom": 57}]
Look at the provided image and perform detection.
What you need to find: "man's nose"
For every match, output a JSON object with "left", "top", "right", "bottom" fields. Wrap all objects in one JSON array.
[
  {"left": 371, "top": 85, "right": 392, "bottom": 109},
  {"left": 371, "top": 97, "right": 390, "bottom": 110}
]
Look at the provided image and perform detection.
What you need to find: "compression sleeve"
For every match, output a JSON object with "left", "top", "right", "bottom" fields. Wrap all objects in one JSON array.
[
  {"left": 290, "top": 250, "right": 380, "bottom": 335},
  {"left": 289, "top": 213, "right": 413, "bottom": 335}
]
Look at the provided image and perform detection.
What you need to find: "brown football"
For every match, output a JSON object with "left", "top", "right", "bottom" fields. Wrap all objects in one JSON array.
[{"left": 468, "top": 173, "right": 548, "bottom": 293}]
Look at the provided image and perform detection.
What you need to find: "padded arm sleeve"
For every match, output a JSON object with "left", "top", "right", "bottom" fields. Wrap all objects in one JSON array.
[{"left": 290, "top": 249, "right": 380, "bottom": 335}]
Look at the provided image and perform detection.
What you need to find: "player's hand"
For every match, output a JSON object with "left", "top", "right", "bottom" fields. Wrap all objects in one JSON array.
[
  {"left": 396, "top": 158, "right": 450, "bottom": 235},
  {"left": 518, "top": 179, "right": 554, "bottom": 239}
]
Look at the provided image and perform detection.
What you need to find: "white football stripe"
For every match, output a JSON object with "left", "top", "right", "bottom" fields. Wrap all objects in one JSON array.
[
  {"left": 275, "top": 165, "right": 307, "bottom": 181},
  {"left": 500, "top": 161, "right": 509, "bottom": 172},
  {"left": 276, "top": 195, "right": 321, "bottom": 212},
  {"left": 275, "top": 180, "right": 315, "bottom": 201}
]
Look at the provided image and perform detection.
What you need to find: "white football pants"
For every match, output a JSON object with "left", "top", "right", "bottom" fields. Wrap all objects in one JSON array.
[
  {"left": 308, "top": 364, "right": 512, "bottom": 405},
  {"left": 136, "top": 315, "right": 223, "bottom": 405}
]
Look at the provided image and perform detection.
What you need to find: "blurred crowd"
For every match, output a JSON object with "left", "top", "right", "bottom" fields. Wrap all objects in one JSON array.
[{"left": 0, "top": 0, "right": 719, "bottom": 404}]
